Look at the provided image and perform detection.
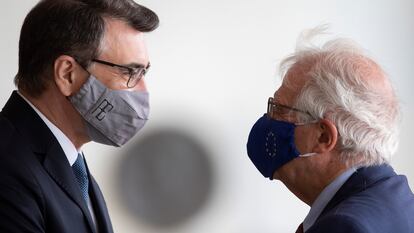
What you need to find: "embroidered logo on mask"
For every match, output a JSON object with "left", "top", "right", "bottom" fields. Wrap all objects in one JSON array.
[
  {"left": 265, "top": 131, "right": 277, "bottom": 157},
  {"left": 93, "top": 99, "right": 114, "bottom": 121}
]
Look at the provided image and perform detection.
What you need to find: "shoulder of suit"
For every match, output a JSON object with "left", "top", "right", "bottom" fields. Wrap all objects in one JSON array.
[
  {"left": 308, "top": 213, "right": 369, "bottom": 233},
  {"left": 0, "top": 113, "right": 18, "bottom": 153},
  {"left": 0, "top": 113, "right": 43, "bottom": 188},
  {"left": 315, "top": 182, "right": 414, "bottom": 233}
]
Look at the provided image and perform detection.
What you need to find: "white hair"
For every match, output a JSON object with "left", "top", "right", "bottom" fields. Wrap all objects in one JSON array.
[{"left": 279, "top": 26, "right": 400, "bottom": 167}]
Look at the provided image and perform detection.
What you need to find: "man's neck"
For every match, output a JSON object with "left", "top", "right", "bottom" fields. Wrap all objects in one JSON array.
[
  {"left": 19, "top": 88, "right": 89, "bottom": 150},
  {"left": 278, "top": 156, "right": 349, "bottom": 206},
  {"left": 299, "top": 168, "right": 349, "bottom": 205}
]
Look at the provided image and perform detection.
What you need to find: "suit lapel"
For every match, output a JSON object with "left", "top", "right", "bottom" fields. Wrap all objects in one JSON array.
[
  {"left": 43, "top": 145, "right": 97, "bottom": 233},
  {"left": 89, "top": 175, "right": 114, "bottom": 233},
  {"left": 317, "top": 165, "right": 396, "bottom": 220},
  {"left": 2, "top": 91, "right": 96, "bottom": 233},
  {"left": 83, "top": 158, "right": 113, "bottom": 233}
]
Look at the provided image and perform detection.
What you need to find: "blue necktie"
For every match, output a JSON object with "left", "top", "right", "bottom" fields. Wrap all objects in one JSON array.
[{"left": 72, "top": 153, "right": 90, "bottom": 204}]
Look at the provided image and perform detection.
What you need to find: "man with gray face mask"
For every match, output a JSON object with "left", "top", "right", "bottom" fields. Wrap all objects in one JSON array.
[{"left": 0, "top": 0, "right": 158, "bottom": 232}]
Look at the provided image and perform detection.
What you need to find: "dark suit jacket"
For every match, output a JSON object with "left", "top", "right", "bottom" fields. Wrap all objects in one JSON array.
[
  {"left": 0, "top": 91, "right": 113, "bottom": 233},
  {"left": 307, "top": 165, "right": 414, "bottom": 233}
]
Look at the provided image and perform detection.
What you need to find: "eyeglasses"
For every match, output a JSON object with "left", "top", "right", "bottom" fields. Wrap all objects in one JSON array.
[
  {"left": 267, "top": 97, "right": 317, "bottom": 124},
  {"left": 92, "top": 59, "right": 150, "bottom": 88}
]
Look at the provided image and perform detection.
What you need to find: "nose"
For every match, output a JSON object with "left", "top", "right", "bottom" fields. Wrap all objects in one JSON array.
[{"left": 129, "top": 77, "right": 147, "bottom": 92}]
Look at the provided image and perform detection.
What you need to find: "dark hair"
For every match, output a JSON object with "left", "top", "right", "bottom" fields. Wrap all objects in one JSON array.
[{"left": 15, "top": 0, "right": 159, "bottom": 97}]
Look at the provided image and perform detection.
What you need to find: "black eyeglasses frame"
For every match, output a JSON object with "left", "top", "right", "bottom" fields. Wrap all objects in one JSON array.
[{"left": 92, "top": 59, "right": 150, "bottom": 88}]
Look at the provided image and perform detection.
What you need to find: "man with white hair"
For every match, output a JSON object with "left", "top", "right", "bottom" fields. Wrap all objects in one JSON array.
[{"left": 247, "top": 30, "right": 414, "bottom": 233}]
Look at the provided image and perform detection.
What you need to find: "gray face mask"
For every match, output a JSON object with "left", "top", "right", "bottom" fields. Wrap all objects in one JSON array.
[{"left": 69, "top": 75, "right": 149, "bottom": 147}]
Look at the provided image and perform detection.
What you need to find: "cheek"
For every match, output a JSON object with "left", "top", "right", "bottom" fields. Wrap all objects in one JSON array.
[
  {"left": 96, "top": 71, "right": 128, "bottom": 90},
  {"left": 107, "top": 79, "right": 127, "bottom": 90},
  {"left": 71, "top": 71, "right": 89, "bottom": 95}
]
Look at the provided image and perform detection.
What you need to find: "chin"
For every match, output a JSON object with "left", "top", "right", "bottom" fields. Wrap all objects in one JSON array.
[{"left": 272, "top": 171, "right": 281, "bottom": 180}]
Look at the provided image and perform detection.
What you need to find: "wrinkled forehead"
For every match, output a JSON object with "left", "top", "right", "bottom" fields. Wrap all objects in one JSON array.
[{"left": 274, "top": 63, "right": 311, "bottom": 104}]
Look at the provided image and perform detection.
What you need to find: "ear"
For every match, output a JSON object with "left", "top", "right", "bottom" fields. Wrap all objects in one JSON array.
[
  {"left": 54, "top": 55, "right": 86, "bottom": 97},
  {"left": 313, "top": 119, "right": 338, "bottom": 153}
]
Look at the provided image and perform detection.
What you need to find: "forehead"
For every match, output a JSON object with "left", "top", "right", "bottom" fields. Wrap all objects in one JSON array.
[
  {"left": 99, "top": 18, "right": 148, "bottom": 63},
  {"left": 274, "top": 64, "right": 309, "bottom": 105}
]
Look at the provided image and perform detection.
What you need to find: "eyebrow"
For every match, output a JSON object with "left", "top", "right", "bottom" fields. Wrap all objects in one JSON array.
[
  {"left": 273, "top": 95, "right": 282, "bottom": 105},
  {"left": 123, "top": 62, "right": 150, "bottom": 69}
]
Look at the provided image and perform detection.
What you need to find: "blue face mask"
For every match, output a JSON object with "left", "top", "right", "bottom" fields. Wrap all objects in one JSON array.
[{"left": 247, "top": 114, "right": 316, "bottom": 180}]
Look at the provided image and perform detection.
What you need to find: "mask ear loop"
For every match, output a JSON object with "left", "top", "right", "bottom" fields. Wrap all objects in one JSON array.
[
  {"left": 294, "top": 119, "right": 320, "bottom": 158},
  {"left": 299, "top": 152, "right": 318, "bottom": 157}
]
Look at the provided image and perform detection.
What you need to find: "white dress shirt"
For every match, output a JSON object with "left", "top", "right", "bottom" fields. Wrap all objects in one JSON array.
[{"left": 302, "top": 167, "right": 356, "bottom": 232}]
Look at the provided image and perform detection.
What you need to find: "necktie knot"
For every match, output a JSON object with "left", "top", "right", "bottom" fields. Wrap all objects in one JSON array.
[{"left": 72, "top": 153, "right": 90, "bottom": 204}]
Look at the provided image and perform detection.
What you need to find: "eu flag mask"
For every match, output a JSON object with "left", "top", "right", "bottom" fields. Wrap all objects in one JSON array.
[{"left": 247, "top": 114, "right": 316, "bottom": 179}]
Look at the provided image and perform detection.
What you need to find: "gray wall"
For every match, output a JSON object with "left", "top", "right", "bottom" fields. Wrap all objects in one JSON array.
[{"left": 1, "top": 0, "right": 413, "bottom": 232}]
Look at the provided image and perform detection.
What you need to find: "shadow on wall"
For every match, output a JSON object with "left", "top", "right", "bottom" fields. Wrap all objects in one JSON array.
[{"left": 118, "top": 128, "right": 215, "bottom": 229}]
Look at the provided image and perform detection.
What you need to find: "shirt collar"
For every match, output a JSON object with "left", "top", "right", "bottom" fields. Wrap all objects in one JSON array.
[
  {"left": 303, "top": 167, "right": 356, "bottom": 232},
  {"left": 17, "top": 91, "right": 80, "bottom": 166}
]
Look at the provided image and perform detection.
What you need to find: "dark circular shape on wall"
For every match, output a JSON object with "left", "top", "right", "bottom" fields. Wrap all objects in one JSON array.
[{"left": 118, "top": 129, "right": 214, "bottom": 228}]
